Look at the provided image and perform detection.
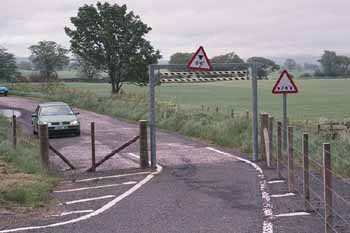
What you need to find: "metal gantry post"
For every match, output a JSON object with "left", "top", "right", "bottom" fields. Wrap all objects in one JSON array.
[
  {"left": 149, "top": 65, "right": 157, "bottom": 169},
  {"left": 250, "top": 63, "right": 258, "bottom": 161}
]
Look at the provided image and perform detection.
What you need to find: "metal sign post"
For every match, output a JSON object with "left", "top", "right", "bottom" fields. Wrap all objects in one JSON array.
[
  {"left": 272, "top": 70, "right": 299, "bottom": 151},
  {"left": 148, "top": 63, "right": 261, "bottom": 166}
]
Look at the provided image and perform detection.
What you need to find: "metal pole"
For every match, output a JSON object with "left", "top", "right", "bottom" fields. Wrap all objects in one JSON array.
[
  {"left": 91, "top": 122, "right": 96, "bottom": 172},
  {"left": 149, "top": 65, "right": 157, "bottom": 169},
  {"left": 323, "top": 143, "right": 332, "bottom": 233},
  {"left": 250, "top": 64, "right": 258, "bottom": 162},
  {"left": 283, "top": 93, "right": 288, "bottom": 151}
]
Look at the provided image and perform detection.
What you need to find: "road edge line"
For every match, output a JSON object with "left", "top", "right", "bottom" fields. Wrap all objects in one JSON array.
[{"left": 206, "top": 147, "right": 273, "bottom": 233}]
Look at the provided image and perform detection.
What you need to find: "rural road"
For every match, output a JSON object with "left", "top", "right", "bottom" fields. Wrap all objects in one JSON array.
[{"left": 0, "top": 97, "right": 323, "bottom": 233}]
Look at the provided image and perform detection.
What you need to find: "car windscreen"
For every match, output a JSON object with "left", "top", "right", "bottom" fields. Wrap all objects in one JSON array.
[{"left": 40, "top": 105, "right": 74, "bottom": 116}]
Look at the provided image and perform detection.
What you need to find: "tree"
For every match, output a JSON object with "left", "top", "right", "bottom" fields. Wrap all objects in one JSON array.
[
  {"left": 318, "top": 51, "right": 338, "bottom": 76},
  {"left": 65, "top": 2, "right": 161, "bottom": 93},
  {"left": 211, "top": 52, "right": 244, "bottom": 64},
  {"left": 0, "top": 48, "right": 18, "bottom": 82},
  {"left": 284, "top": 58, "right": 297, "bottom": 71},
  {"left": 76, "top": 56, "right": 101, "bottom": 80},
  {"left": 28, "top": 41, "right": 69, "bottom": 82},
  {"left": 247, "top": 57, "right": 280, "bottom": 79},
  {"left": 169, "top": 52, "right": 193, "bottom": 65}
]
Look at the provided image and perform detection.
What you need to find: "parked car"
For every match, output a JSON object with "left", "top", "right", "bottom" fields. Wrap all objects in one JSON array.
[
  {"left": 32, "top": 102, "right": 80, "bottom": 136},
  {"left": 0, "top": 86, "right": 9, "bottom": 96}
]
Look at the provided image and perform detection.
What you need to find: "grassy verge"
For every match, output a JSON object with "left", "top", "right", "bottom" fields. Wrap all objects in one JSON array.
[{"left": 0, "top": 116, "right": 57, "bottom": 208}]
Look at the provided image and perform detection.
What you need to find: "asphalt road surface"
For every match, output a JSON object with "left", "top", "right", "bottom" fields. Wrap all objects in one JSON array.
[{"left": 0, "top": 97, "right": 324, "bottom": 233}]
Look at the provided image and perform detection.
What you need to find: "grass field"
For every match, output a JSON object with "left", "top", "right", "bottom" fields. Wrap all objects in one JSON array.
[{"left": 65, "top": 79, "right": 350, "bottom": 121}]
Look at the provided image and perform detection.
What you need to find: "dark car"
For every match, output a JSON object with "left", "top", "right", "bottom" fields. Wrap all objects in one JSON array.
[
  {"left": 0, "top": 86, "right": 9, "bottom": 96},
  {"left": 32, "top": 102, "right": 80, "bottom": 136}
]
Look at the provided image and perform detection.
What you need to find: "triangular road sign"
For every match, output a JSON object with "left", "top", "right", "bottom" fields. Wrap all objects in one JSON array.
[
  {"left": 187, "top": 46, "right": 213, "bottom": 71},
  {"left": 272, "top": 70, "right": 298, "bottom": 94}
]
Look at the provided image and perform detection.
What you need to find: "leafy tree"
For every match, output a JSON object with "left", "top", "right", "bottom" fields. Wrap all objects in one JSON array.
[
  {"left": 284, "top": 58, "right": 297, "bottom": 71},
  {"left": 318, "top": 51, "right": 338, "bottom": 76},
  {"left": 76, "top": 56, "right": 101, "bottom": 80},
  {"left": 28, "top": 41, "right": 69, "bottom": 82},
  {"left": 211, "top": 52, "right": 244, "bottom": 64},
  {"left": 0, "top": 48, "right": 18, "bottom": 82},
  {"left": 169, "top": 52, "right": 193, "bottom": 65},
  {"left": 247, "top": 57, "right": 279, "bottom": 79},
  {"left": 65, "top": 2, "right": 161, "bottom": 93}
]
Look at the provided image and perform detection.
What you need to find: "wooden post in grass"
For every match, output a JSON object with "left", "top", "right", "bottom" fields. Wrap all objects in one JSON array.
[
  {"left": 246, "top": 111, "right": 249, "bottom": 120},
  {"left": 288, "top": 126, "right": 295, "bottom": 192},
  {"left": 268, "top": 116, "right": 274, "bottom": 167},
  {"left": 260, "top": 113, "right": 269, "bottom": 161},
  {"left": 12, "top": 115, "right": 17, "bottom": 150},
  {"left": 317, "top": 124, "right": 321, "bottom": 134},
  {"left": 139, "top": 120, "right": 149, "bottom": 168},
  {"left": 303, "top": 133, "right": 310, "bottom": 211},
  {"left": 277, "top": 121, "right": 282, "bottom": 177},
  {"left": 231, "top": 109, "right": 234, "bottom": 119},
  {"left": 323, "top": 143, "right": 332, "bottom": 233},
  {"left": 91, "top": 122, "right": 96, "bottom": 172},
  {"left": 39, "top": 124, "right": 49, "bottom": 169},
  {"left": 216, "top": 106, "right": 219, "bottom": 113}
]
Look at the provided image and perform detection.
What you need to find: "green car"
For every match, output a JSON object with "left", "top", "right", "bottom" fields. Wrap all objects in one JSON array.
[{"left": 32, "top": 102, "right": 80, "bottom": 136}]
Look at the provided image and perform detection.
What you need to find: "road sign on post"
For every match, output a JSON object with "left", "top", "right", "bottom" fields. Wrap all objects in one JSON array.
[
  {"left": 272, "top": 70, "right": 298, "bottom": 151},
  {"left": 187, "top": 46, "right": 213, "bottom": 71}
]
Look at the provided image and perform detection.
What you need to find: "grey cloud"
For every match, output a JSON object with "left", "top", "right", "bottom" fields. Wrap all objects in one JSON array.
[{"left": 1, "top": 0, "right": 349, "bottom": 60}]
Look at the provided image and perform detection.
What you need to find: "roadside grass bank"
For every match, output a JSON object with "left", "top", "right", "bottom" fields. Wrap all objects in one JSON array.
[
  {"left": 8, "top": 83, "right": 350, "bottom": 177},
  {"left": 0, "top": 116, "right": 58, "bottom": 209}
]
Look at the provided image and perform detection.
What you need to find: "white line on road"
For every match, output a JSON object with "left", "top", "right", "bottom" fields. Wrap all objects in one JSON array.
[
  {"left": 268, "top": 180, "right": 285, "bottom": 184},
  {"left": 271, "top": 193, "right": 295, "bottom": 198},
  {"left": 54, "top": 181, "right": 137, "bottom": 193},
  {"left": 58, "top": 195, "right": 116, "bottom": 206},
  {"left": 0, "top": 165, "right": 162, "bottom": 233},
  {"left": 275, "top": 212, "right": 310, "bottom": 218},
  {"left": 75, "top": 171, "right": 151, "bottom": 183},
  {"left": 206, "top": 147, "right": 274, "bottom": 233},
  {"left": 51, "top": 210, "right": 94, "bottom": 217}
]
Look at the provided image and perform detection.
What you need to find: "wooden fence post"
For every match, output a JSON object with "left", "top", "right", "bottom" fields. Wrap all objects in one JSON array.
[
  {"left": 317, "top": 124, "right": 321, "bottom": 134},
  {"left": 246, "top": 111, "right": 249, "bottom": 120},
  {"left": 268, "top": 116, "right": 274, "bottom": 167},
  {"left": 323, "top": 143, "right": 332, "bottom": 233},
  {"left": 39, "top": 124, "right": 49, "bottom": 169},
  {"left": 277, "top": 121, "right": 282, "bottom": 178},
  {"left": 91, "top": 122, "right": 96, "bottom": 172},
  {"left": 288, "top": 126, "right": 295, "bottom": 192},
  {"left": 139, "top": 120, "right": 149, "bottom": 168},
  {"left": 231, "top": 109, "right": 234, "bottom": 119},
  {"left": 260, "top": 113, "right": 269, "bottom": 161},
  {"left": 303, "top": 133, "right": 310, "bottom": 211},
  {"left": 12, "top": 115, "right": 17, "bottom": 150},
  {"left": 216, "top": 106, "right": 219, "bottom": 113}
]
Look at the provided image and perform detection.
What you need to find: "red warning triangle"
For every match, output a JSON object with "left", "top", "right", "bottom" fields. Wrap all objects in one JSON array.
[
  {"left": 272, "top": 70, "right": 298, "bottom": 94},
  {"left": 187, "top": 46, "right": 213, "bottom": 71}
]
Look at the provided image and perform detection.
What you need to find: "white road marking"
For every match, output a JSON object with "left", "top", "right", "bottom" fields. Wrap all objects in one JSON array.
[
  {"left": 268, "top": 180, "right": 285, "bottom": 184},
  {"left": 58, "top": 195, "right": 116, "bottom": 206},
  {"left": 54, "top": 181, "right": 137, "bottom": 193},
  {"left": 271, "top": 193, "right": 295, "bottom": 198},
  {"left": 206, "top": 147, "right": 274, "bottom": 233},
  {"left": 51, "top": 210, "right": 94, "bottom": 217},
  {"left": 127, "top": 152, "right": 139, "bottom": 159},
  {"left": 275, "top": 212, "right": 310, "bottom": 218},
  {"left": 75, "top": 171, "right": 151, "bottom": 183},
  {"left": 0, "top": 165, "right": 162, "bottom": 233}
]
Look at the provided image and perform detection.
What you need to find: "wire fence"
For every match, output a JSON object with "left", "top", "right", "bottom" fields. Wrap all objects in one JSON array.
[{"left": 263, "top": 113, "right": 350, "bottom": 233}]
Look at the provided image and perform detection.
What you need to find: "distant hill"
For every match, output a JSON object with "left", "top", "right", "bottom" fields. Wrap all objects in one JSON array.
[{"left": 267, "top": 55, "right": 320, "bottom": 65}]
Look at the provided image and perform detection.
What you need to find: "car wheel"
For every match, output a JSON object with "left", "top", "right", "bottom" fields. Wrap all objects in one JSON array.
[
  {"left": 76, "top": 130, "right": 81, "bottom": 136},
  {"left": 4, "top": 93, "right": 7, "bottom": 96}
]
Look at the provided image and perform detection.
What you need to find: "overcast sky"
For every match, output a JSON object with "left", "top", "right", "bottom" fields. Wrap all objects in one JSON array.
[{"left": 0, "top": 0, "right": 349, "bottom": 61}]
